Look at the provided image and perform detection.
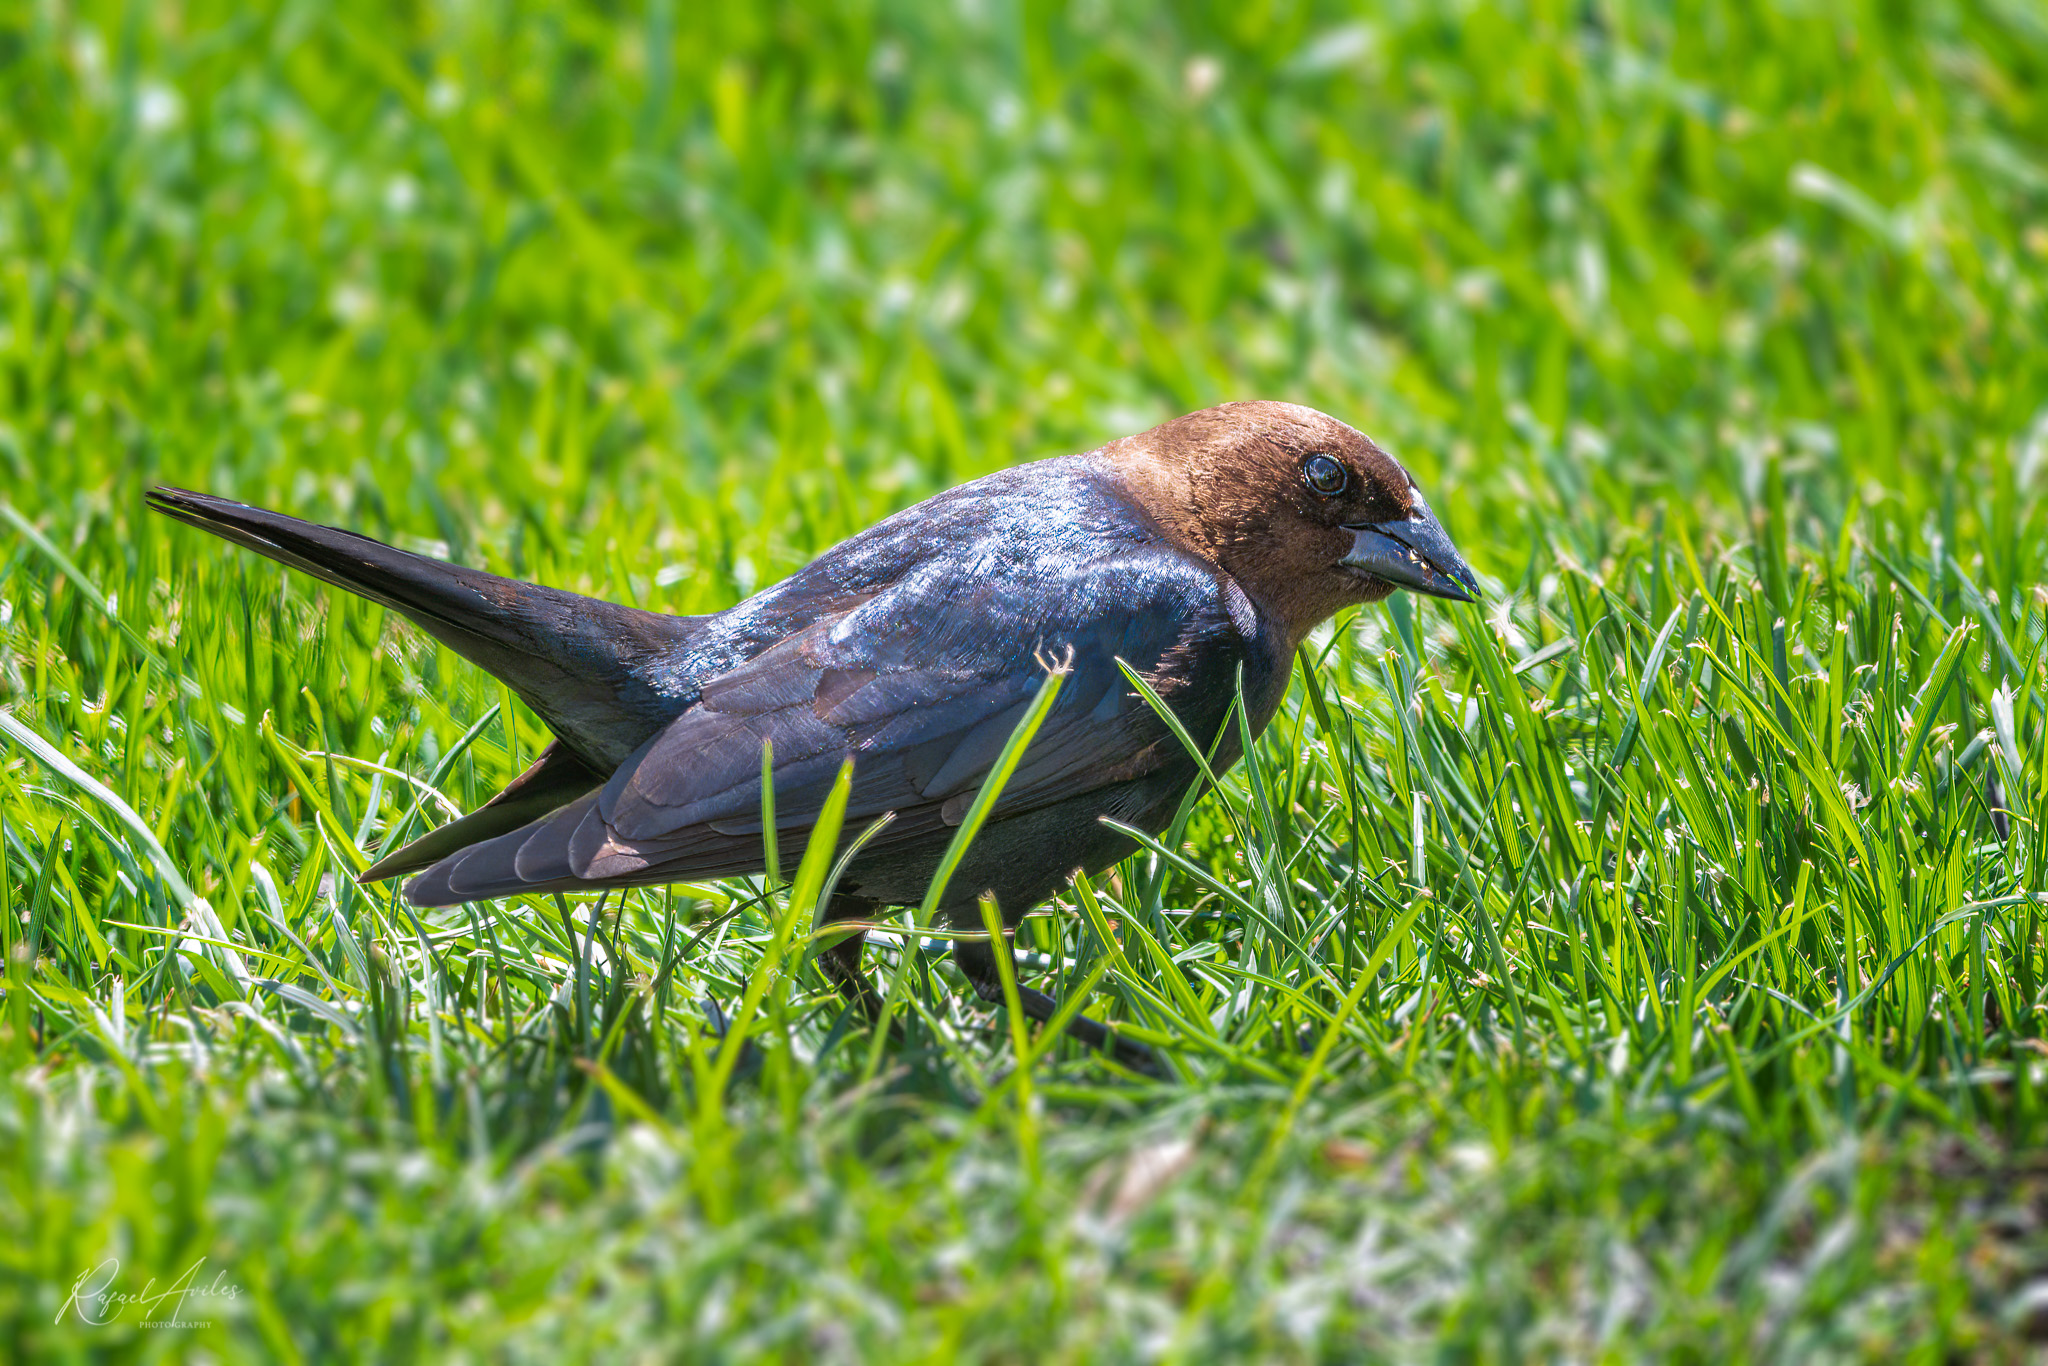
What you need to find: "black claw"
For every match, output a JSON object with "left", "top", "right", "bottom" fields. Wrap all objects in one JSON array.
[
  {"left": 699, "top": 996, "right": 764, "bottom": 1079},
  {"left": 960, "top": 971, "right": 1162, "bottom": 1077}
]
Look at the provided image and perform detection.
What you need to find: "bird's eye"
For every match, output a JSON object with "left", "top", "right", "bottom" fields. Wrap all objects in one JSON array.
[{"left": 1302, "top": 454, "right": 1348, "bottom": 497}]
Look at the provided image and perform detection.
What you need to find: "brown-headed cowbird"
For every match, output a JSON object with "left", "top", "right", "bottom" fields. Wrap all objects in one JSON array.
[{"left": 149, "top": 401, "right": 1476, "bottom": 1068}]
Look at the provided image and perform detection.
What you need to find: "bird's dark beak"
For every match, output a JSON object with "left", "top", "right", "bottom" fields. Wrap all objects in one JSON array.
[{"left": 1340, "top": 503, "right": 1480, "bottom": 603}]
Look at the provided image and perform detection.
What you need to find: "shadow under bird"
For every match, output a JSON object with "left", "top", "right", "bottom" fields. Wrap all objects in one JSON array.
[{"left": 149, "top": 401, "right": 1478, "bottom": 1071}]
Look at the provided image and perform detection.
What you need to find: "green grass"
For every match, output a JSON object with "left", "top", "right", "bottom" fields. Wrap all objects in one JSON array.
[{"left": 5, "top": 0, "right": 2048, "bottom": 1358}]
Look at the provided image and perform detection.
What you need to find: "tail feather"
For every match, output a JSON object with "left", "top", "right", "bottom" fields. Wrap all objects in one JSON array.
[
  {"left": 400, "top": 793, "right": 766, "bottom": 907},
  {"left": 359, "top": 740, "right": 603, "bottom": 883},
  {"left": 148, "top": 487, "right": 700, "bottom": 769}
]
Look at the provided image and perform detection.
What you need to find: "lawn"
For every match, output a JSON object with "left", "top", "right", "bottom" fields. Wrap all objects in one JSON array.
[{"left": 5, "top": 0, "right": 2048, "bottom": 1358}]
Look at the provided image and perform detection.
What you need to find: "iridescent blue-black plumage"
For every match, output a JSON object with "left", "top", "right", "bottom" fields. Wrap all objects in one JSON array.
[
  {"left": 406, "top": 455, "right": 1292, "bottom": 913},
  {"left": 154, "top": 457, "right": 1287, "bottom": 913}
]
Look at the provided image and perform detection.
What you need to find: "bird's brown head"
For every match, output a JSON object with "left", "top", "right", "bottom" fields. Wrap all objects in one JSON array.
[{"left": 1102, "top": 401, "right": 1479, "bottom": 644}]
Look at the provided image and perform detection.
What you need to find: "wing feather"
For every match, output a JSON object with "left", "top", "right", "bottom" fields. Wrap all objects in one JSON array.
[{"left": 403, "top": 544, "right": 1251, "bottom": 907}]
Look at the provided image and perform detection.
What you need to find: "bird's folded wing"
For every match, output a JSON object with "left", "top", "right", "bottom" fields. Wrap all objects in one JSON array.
[{"left": 403, "top": 546, "right": 1243, "bottom": 905}]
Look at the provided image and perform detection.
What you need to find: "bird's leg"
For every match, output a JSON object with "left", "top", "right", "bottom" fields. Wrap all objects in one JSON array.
[
  {"left": 815, "top": 893, "right": 886, "bottom": 1024},
  {"left": 951, "top": 932, "right": 1161, "bottom": 1076}
]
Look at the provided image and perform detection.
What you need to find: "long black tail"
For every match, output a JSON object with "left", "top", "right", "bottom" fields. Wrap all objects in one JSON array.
[{"left": 147, "top": 487, "right": 701, "bottom": 773}]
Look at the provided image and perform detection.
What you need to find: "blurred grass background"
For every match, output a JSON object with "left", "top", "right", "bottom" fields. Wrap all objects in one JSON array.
[{"left": 7, "top": 0, "right": 2048, "bottom": 1359}]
